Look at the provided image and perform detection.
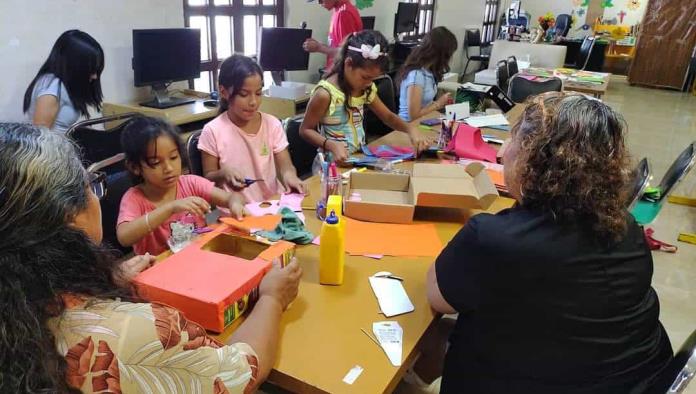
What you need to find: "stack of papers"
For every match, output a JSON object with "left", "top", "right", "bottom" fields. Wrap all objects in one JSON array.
[{"left": 465, "top": 114, "right": 509, "bottom": 128}]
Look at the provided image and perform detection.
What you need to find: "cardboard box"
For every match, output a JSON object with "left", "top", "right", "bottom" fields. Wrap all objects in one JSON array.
[
  {"left": 133, "top": 228, "right": 295, "bottom": 332},
  {"left": 344, "top": 163, "right": 499, "bottom": 224}
]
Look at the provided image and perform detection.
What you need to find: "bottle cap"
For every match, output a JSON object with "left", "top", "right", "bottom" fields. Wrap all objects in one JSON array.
[{"left": 326, "top": 210, "right": 339, "bottom": 225}]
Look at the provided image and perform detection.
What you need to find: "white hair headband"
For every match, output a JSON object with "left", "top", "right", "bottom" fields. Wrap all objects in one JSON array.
[{"left": 348, "top": 44, "right": 387, "bottom": 60}]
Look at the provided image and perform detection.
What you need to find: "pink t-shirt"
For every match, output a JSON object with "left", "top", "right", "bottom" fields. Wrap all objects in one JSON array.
[
  {"left": 117, "top": 175, "right": 214, "bottom": 255},
  {"left": 327, "top": 1, "right": 363, "bottom": 68},
  {"left": 198, "top": 112, "right": 289, "bottom": 203}
]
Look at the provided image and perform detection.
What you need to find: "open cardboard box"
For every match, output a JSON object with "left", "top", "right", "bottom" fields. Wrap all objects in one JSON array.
[
  {"left": 344, "top": 163, "right": 499, "bottom": 224},
  {"left": 133, "top": 228, "right": 294, "bottom": 333}
]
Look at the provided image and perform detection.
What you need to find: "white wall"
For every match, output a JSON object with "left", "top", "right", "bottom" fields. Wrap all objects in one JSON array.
[
  {"left": 602, "top": 1, "right": 648, "bottom": 26},
  {"left": 0, "top": 0, "right": 184, "bottom": 122},
  {"left": 499, "top": 0, "right": 587, "bottom": 36},
  {"left": 285, "top": 0, "right": 331, "bottom": 83}
]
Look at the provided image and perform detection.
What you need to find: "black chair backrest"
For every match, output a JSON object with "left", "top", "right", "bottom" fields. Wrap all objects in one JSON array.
[
  {"left": 555, "top": 14, "right": 572, "bottom": 37},
  {"left": 364, "top": 74, "right": 396, "bottom": 137},
  {"left": 66, "top": 112, "right": 138, "bottom": 174},
  {"left": 627, "top": 158, "right": 651, "bottom": 210},
  {"left": 465, "top": 29, "right": 482, "bottom": 48},
  {"left": 656, "top": 141, "right": 696, "bottom": 201},
  {"left": 507, "top": 56, "right": 519, "bottom": 77},
  {"left": 649, "top": 328, "right": 696, "bottom": 393},
  {"left": 507, "top": 75, "right": 563, "bottom": 103},
  {"left": 187, "top": 131, "right": 203, "bottom": 176},
  {"left": 577, "top": 36, "right": 596, "bottom": 70},
  {"left": 285, "top": 116, "right": 316, "bottom": 179},
  {"left": 496, "top": 60, "right": 510, "bottom": 92}
]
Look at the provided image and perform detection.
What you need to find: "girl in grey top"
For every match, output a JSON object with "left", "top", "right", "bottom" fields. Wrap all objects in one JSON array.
[{"left": 23, "top": 30, "right": 104, "bottom": 133}]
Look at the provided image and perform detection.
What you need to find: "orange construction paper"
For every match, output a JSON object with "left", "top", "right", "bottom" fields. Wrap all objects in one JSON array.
[
  {"left": 344, "top": 217, "right": 443, "bottom": 257},
  {"left": 220, "top": 215, "right": 282, "bottom": 232},
  {"left": 486, "top": 169, "right": 506, "bottom": 187}
]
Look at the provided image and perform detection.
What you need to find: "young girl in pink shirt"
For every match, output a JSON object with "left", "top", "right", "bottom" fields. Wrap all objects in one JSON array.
[
  {"left": 117, "top": 116, "right": 246, "bottom": 255},
  {"left": 198, "top": 54, "right": 305, "bottom": 203}
]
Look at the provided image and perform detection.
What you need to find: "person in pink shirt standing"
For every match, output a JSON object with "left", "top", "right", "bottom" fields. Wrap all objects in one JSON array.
[
  {"left": 303, "top": 0, "right": 363, "bottom": 71},
  {"left": 199, "top": 54, "right": 305, "bottom": 203}
]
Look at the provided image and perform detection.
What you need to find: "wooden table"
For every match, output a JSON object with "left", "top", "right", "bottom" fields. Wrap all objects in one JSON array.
[
  {"left": 520, "top": 68, "right": 611, "bottom": 99},
  {"left": 203, "top": 109, "right": 523, "bottom": 393}
]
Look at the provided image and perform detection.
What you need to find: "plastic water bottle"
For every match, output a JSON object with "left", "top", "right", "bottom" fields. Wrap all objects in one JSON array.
[{"left": 319, "top": 210, "right": 345, "bottom": 285}]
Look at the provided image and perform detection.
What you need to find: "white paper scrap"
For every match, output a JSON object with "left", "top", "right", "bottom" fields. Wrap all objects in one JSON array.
[
  {"left": 368, "top": 275, "right": 415, "bottom": 317},
  {"left": 465, "top": 114, "right": 510, "bottom": 128},
  {"left": 373, "top": 321, "right": 403, "bottom": 367},
  {"left": 342, "top": 365, "right": 364, "bottom": 385},
  {"left": 445, "top": 102, "right": 470, "bottom": 120}
]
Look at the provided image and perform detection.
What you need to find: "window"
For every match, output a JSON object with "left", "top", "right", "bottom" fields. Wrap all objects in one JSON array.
[
  {"left": 403, "top": 0, "right": 435, "bottom": 39},
  {"left": 183, "top": 0, "right": 285, "bottom": 92},
  {"left": 482, "top": 0, "right": 499, "bottom": 44}
]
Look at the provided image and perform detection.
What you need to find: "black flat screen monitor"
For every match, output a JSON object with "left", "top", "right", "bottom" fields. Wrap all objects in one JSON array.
[
  {"left": 361, "top": 16, "right": 376, "bottom": 30},
  {"left": 394, "top": 3, "right": 419, "bottom": 36},
  {"left": 132, "top": 28, "right": 201, "bottom": 87},
  {"left": 258, "top": 27, "right": 312, "bottom": 72}
]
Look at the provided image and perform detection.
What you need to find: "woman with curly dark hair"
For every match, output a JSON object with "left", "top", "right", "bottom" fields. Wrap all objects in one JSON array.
[
  {"left": 397, "top": 26, "right": 457, "bottom": 121},
  {"left": 426, "top": 92, "right": 673, "bottom": 393},
  {"left": 0, "top": 123, "right": 301, "bottom": 393}
]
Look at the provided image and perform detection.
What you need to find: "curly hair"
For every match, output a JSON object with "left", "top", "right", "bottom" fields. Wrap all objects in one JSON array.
[
  {"left": 0, "top": 123, "right": 129, "bottom": 393},
  {"left": 510, "top": 92, "right": 631, "bottom": 242},
  {"left": 397, "top": 26, "right": 458, "bottom": 85}
]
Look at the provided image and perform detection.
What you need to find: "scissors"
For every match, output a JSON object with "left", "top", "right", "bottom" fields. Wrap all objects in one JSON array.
[{"left": 243, "top": 178, "right": 265, "bottom": 188}]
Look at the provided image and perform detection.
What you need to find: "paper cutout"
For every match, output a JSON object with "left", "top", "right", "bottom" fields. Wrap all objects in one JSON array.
[
  {"left": 279, "top": 192, "right": 305, "bottom": 211},
  {"left": 572, "top": 0, "right": 583, "bottom": 6},
  {"left": 448, "top": 123, "right": 498, "bottom": 163},
  {"left": 245, "top": 201, "right": 280, "bottom": 217},
  {"left": 617, "top": 10, "right": 627, "bottom": 23},
  {"left": 220, "top": 215, "right": 281, "bottom": 232},
  {"left": 373, "top": 321, "right": 404, "bottom": 366},
  {"left": 627, "top": 0, "right": 640, "bottom": 10},
  {"left": 312, "top": 236, "right": 383, "bottom": 259},
  {"left": 342, "top": 365, "right": 364, "bottom": 385},
  {"left": 344, "top": 218, "right": 443, "bottom": 257},
  {"left": 369, "top": 276, "right": 415, "bottom": 318},
  {"left": 445, "top": 102, "right": 470, "bottom": 120},
  {"left": 601, "top": 0, "right": 614, "bottom": 8}
]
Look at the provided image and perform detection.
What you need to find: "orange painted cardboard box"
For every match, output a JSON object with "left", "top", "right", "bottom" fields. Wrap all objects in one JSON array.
[{"left": 133, "top": 227, "right": 295, "bottom": 333}]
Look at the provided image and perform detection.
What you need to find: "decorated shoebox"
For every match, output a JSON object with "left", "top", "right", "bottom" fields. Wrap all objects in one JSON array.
[{"left": 133, "top": 227, "right": 295, "bottom": 333}]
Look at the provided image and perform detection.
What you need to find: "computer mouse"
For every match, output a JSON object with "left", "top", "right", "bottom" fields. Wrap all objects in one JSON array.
[{"left": 203, "top": 99, "right": 218, "bottom": 108}]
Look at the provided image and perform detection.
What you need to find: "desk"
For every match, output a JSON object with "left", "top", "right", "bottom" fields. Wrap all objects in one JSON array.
[
  {"left": 203, "top": 110, "right": 521, "bottom": 393},
  {"left": 519, "top": 68, "right": 611, "bottom": 99}
]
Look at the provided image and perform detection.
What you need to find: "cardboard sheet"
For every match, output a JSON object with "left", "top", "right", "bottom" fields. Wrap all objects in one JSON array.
[
  {"left": 344, "top": 218, "right": 443, "bottom": 257},
  {"left": 220, "top": 215, "right": 282, "bottom": 232}
]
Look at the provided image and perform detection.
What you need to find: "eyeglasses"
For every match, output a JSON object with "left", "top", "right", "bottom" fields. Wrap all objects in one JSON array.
[{"left": 88, "top": 171, "right": 107, "bottom": 200}]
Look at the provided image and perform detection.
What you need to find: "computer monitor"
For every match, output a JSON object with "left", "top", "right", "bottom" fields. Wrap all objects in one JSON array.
[
  {"left": 361, "top": 16, "right": 376, "bottom": 30},
  {"left": 132, "top": 28, "right": 201, "bottom": 109},
  {"left": 258, "top": 27, "right": 312, "bottom": 72},
  {"left": 393, "top": 2, "right": 419, "bottom": 38}
]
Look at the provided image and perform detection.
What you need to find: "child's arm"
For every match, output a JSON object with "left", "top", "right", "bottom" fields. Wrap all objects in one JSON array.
[
  {"left": 201, "top": 152, "right": 247, "bottom": 190},
  {"left": 407, "top": 85, "right": 452, "bottom": 121},
  {"left": 116, "top": 197, "right": 211, "bottom": 247},
  {"left": 274, "top": 149, "right": 306, "bottom": 194},
  {"left": 299, "top": 89, "right": 349, "bottom": 163},
  {"left": 209, "top": 187, "right": 247, "bottom": 220},
  {"left": 368, "top": 96, "right": 433, "bottom": 153}
]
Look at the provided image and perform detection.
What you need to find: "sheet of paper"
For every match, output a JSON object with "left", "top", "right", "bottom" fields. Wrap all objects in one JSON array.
[
  {"left": 344, "top": 218, "right": 443, "bottom": 257},
  {"left": 373, "top": 321, "right": 403, "bottom": 367},
  {"left": 368, "top": 276, "right": 415, "bottom": 317},
  {"left": 445, "top": 102, "right": 470, "bottom": 120},
  {"left": 220, "top": 215, "right": 281, "bottom": 233},
  {"left": 279, "top": 193, "right": 304, "bottom": 212},
  {"left": 342, "top": 365, "right": 364, "bottom": 385},
  {"left": 465, "top": 114, "right": 510, "bottom": 128},
  {"left": 460, "top": 82, "right": 491, "bottom": 93},
  {"left": 312, "top": 236, "right": 383, "bottom": 259}
]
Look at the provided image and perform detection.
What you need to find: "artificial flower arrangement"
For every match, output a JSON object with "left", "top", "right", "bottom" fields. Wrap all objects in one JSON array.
[{"left": 538, "top": 12, "right": 555, "bottom": 31}]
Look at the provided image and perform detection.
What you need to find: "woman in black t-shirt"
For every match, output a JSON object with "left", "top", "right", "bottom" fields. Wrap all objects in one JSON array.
[{"left": 427, "top": 92, "right": 673, "bottom": 394}]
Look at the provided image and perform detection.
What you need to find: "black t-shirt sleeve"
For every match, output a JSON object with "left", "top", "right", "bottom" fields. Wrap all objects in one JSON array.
[{"left": 435, "top": 216, "right": 483, "bottom": 312}]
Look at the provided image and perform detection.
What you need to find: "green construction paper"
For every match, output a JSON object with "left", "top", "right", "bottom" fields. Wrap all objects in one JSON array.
[
  {"left": 356, "top": 0, "right": 374, "bottom": 10},
  {"left": 601, "top": 0, "right": 614, "bottom": 8}
]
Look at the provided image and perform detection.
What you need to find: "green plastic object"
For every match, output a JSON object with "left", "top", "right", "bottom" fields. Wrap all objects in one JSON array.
[
  {"left": 631, "top": 200, "right": 662, "bottom": 225},
  {"left": 356, "top": 0, "right": 374, "bottom": 10}
]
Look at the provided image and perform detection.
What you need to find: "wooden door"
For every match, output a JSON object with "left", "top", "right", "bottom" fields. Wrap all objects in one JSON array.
[{"left": 628, "top": 0, "right": 696, "bottom": 89}]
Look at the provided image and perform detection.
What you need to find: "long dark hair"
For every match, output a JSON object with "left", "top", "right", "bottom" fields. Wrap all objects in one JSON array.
[
  {"left": 121, "top": 116, "right": 187, "bottom": 185},
  {"left": 398, "top": 26, "right": 457, "bottom": 84},
  {"left": 0, "top": 123, "right": 128, "bottom": 393},
  {"left": 217, "top": 54, "right": 264, "bottom": 114},
  {"left": 23, "top": 30, "right": 105, "bottom": 117},
  {"left": 511, "top": 92, "right": 630, "bottom": 241},
  {"left": 325, "top": 30, "right": 389, "bottom": 113}
]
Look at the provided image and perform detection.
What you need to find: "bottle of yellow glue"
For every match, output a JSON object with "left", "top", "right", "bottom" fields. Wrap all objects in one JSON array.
[{"left": 319, "top": 210, "right": 345, "bottom": 285}]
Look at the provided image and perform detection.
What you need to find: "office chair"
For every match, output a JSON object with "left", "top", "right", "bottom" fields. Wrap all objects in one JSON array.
[
  {"left": 66, "top": 112, "right": 139, "bottom": 173},
  {"left": 647, "top": 328, "right": 696, "bottom": 393},
  {"left": 463, "top": 29, "right": 490, "bottom": 75},
  {"left": 507, "top": 75, "right": 563, "bottom": 103},
  {"left": 507, "top": 56, "right": 519, "bottom": 77},
  {"left": 632, "top": 141, "right": 696, "bottom": 225},
  {"left": 284, "top": 115, "right": 317, "bottom": 180},
  {"left": 555, "top": 14, "right": 572, "bottom": 39},
  {"left": 626, "top": 158, "right": 651, "bottom": 211},
  {"left": 566, "top": 36, "right": 596, "bottom": 70},
  {"left": 87, "top": 154, "right": 133, "bottom": 255},
  {"left": 186, "top": 131, "right": 203, "bottom": 176},
  {"left": 496, "top": 60, "right": 510, "bottom": 92},
  {"left": 364, "top": 74, "right": 397, "bottom": 138}
]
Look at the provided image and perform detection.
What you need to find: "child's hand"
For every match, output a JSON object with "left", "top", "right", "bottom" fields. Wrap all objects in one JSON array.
[
  {"left": 284, "top": 176, "right": 307, "bottom": 195},
  {"left": 113, "top": 253, "right": 156, "bottom": 288},
  {"left": 435, "top": 93, "right": 453, "bottom": 110},
  {"left": 227, "top": 194, "right": 247, "bottom": 220},
  {"left": 326, "top": 139, "right": 349, "bottom": 164},
  {"left": 169, "top": 197, "right": 211, "bottom": 217},
  {"left": 408, "top": 127, "right": 432, "bottom": 155},
  {"left": 222, "top": 166, "right": 247, "bottom": 190}
]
